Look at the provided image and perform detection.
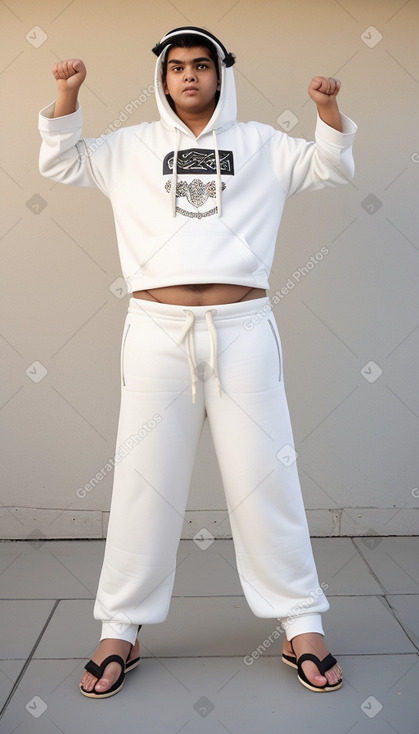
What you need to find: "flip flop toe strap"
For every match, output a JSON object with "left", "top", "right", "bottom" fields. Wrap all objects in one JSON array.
[
  {"left": 297, "top": 652, "right": 340, "bottom": 689},
  {"left": 84, "top": 654, "right": 125, "bottom": 679},
  {"left": 298, "top": 652, "right": 337, "bottom": 676},
  {"left": 82, "top": 654, "right": 126, "bottom": 696}
]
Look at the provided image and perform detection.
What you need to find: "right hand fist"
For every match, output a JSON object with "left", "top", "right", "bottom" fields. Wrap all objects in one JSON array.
[{"left": 52, "top": 59, "right": 87, "bottom": 91}]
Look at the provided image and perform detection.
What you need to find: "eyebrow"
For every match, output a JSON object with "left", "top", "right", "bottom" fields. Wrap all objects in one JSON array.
[{"left": 168, "top": 57, "right": 212, "bottom": 65}]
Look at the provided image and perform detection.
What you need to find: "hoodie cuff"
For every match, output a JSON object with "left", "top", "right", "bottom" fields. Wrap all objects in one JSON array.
[
  {"left": 315, "top": 111, "right": 357, "bottom": 148},
  {"left": 38, "top": 101, "right": 82, "bottom": 133}
]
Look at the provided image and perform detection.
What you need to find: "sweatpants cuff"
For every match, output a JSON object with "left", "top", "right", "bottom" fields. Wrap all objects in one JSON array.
[
  {"left": 100, "top": 622, "right": 139, "bottom": 646},
  {"left": 280, "top": 613, "right": 324, "bottom": 641}
]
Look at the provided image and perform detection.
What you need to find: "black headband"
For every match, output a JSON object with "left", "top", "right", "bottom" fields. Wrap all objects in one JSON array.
[{"left": 152, "top": 26, "right": 236, "bottom": 67}]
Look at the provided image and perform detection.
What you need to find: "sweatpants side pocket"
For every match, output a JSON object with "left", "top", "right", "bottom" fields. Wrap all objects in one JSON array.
[
  {"left": 267, "top": 318, "right": 282, "bottom": 382},
  {"left": 120, "top": 321, "right": 131, "bottom": 387}
]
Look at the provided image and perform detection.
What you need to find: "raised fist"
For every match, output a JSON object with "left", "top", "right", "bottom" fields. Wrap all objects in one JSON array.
[
  {"left": 308, "top": 76, "right": 341, "bottom": 106},
  {"left": 52, "top": 59, "right": 87, "bottom": 91}
]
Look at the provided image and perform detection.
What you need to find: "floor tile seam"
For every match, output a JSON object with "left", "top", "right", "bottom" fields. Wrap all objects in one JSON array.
[
  {"left": 0, "top": 599, "right": 60, "bottom": 721},
  {"left": 384, "top": 592, "right": 419, "bottom": 597},
  {"left": 2, "top": 592, "right": 415, "bottom": 602},
  {"left": 15, "top": 652, "right": 419, "bottom": 662},
  {"left": 383, "top": 596, "right": 419, "bottom": 651},
  {"left": 0, "top": 536, "right": 418, "bottom": 544},
  {"left": 157, "top": 593, "right": 412, "bottom": 598},
  {"left": 167, "top": 593, "right": 414, "bottom": 599},
  {"left": 0, "top": 597, "right": 95, "bottom": 602},
  {"left": 349, "top": 537, "right": 390, "bottom": 594},
  {"left": 0, "top": 539, "right": 106, "bottom": 544}
]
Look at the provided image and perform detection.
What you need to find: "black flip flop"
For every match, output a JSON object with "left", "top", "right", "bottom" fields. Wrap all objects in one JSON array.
[
  {"left": 281, "top": 651, "right": 297, "bottom": 669},
  {"left": 125, "top": 625, "right": 142, "bottom": 673},
  {"left": 80, "top": 654, "right": 126, "bottom": 699},
  {"left": 296, "top": 651, "right": 343, "bottom": 692},
  {"left": 125, "top": 654, "right": 141, "bottom": 673}
]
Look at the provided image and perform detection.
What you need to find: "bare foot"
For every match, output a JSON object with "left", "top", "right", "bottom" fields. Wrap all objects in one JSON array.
[
  {"left": 282, "top": 633, "right": 342, "bottom": 688},
  {"left": 80, "top": 638, "right": 140, "bottom": 694}
]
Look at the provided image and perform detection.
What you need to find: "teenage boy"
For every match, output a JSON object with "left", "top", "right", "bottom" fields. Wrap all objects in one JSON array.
[{"left": 39, "top": 26, "right": 356, "bottom": 697}]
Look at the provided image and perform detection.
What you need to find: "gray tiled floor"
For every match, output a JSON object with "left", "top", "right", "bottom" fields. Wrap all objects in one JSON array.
[{"left": 0, "top": 537, "right": 418, "bottom": 734}]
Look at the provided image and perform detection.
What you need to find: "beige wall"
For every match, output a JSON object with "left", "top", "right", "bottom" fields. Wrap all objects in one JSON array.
[{"left": 1, "top": 0, "right": 418, "bottom": 540}]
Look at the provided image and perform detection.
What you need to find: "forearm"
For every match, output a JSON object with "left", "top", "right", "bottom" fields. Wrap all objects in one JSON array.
[
  {"left": 316, "top": 99, "right": 343, "bottom": 132},
  {"left": 53, "top": 89, "right": 79, "bottom": 118}
]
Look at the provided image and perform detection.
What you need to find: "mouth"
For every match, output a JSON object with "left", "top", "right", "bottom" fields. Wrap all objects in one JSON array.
[{"left": 183, "top": 87, "right": 199, "bottom": 93}]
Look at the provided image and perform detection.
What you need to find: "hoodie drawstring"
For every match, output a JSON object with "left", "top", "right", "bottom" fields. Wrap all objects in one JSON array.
[
  {"left": 171, "top": 128, "right": 180, "bottom": 217},
  {"left": 212, "top": 130, "right": 222, "bottom": 218},
  {"left": 177, "top": 309, "right": 221, "bottom": 403}
]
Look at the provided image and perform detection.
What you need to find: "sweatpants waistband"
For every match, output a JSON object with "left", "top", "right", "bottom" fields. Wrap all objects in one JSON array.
[
  {"left": 127, "top": 296, "right": 272, "bottom": 403},
  {"left": 128, "top": 295, "right": 271, "bottom": 323}
]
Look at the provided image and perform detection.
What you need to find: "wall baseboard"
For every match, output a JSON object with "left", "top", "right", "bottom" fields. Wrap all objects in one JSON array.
[{"left": 1, "top": 507, "right": 418, "bottom": 540}]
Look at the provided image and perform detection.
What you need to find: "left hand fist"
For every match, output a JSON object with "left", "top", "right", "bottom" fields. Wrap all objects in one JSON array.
[{"left": 308, "top": 76, "right": 341, "bottom": 105}]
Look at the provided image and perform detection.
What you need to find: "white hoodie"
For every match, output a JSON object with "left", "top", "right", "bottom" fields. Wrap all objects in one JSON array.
[{"left": 38, "top": 28, "right": 357, "bottom": 293}]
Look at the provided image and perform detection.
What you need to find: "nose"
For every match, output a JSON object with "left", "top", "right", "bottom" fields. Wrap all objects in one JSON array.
[{"left": 184, "top": 70, "right": 196, "bottom": 82}]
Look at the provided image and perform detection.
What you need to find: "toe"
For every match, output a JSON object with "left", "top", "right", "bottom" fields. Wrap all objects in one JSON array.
[
  {"left": 80, "top": 672, "right": 94, "bottom": 692},
  {"left": 93, "top": 662, "right": 123, "bottom": 693},
  {"left": 301, "top": 661, "right": 327, "bottom": 688},
  {"left": 94, "top": 673, "right": 113, "bottom": 692},
  {"left": 325, "top": 663, "right": 342, "bottom": 686}
]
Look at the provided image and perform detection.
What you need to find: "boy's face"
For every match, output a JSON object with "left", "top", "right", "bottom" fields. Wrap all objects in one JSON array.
[{"left": 163, "top": 45, "right": 220, "bottom": 119}]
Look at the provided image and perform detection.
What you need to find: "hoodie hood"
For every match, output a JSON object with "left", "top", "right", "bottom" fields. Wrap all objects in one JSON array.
[{"left": 152, "top": 26, "right": 237, "bottom": 138}]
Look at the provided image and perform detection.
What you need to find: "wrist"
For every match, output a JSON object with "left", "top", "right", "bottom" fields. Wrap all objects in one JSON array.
[
  {"left": 315, "top": 96, "right": 338, "bottom": 110},
  {"left": 56, "top": 87, "right": 80, "bottom": 99},
  {"left": 53, "top": 89, "right": 79, "bottom": 118},
  {"left": 316, "top": 101, "right": 342, "bottom": 132}
]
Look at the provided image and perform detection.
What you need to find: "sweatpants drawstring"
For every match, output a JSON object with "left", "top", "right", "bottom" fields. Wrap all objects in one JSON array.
[
  {"left": 177, "top": 309, "right": 221, "bottom": 403},
  {"left": 177, "top": 310, "right": 198, "bottom": 403},
  {"left": 206, "top": 310, "right": 222, "bottom": 397}
]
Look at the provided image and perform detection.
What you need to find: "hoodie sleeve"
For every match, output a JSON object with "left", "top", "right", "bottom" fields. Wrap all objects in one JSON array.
[
  {"left": 270, "top": 112, "right": 357, "bottom": 198},
  {"left": 38, "top": 102, "right": 113, "bottom": 195}
]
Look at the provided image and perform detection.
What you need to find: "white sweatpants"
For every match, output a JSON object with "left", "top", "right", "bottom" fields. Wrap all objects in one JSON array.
[{"left": 93, "top": 297, "right": 329, "bottom": 644}]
